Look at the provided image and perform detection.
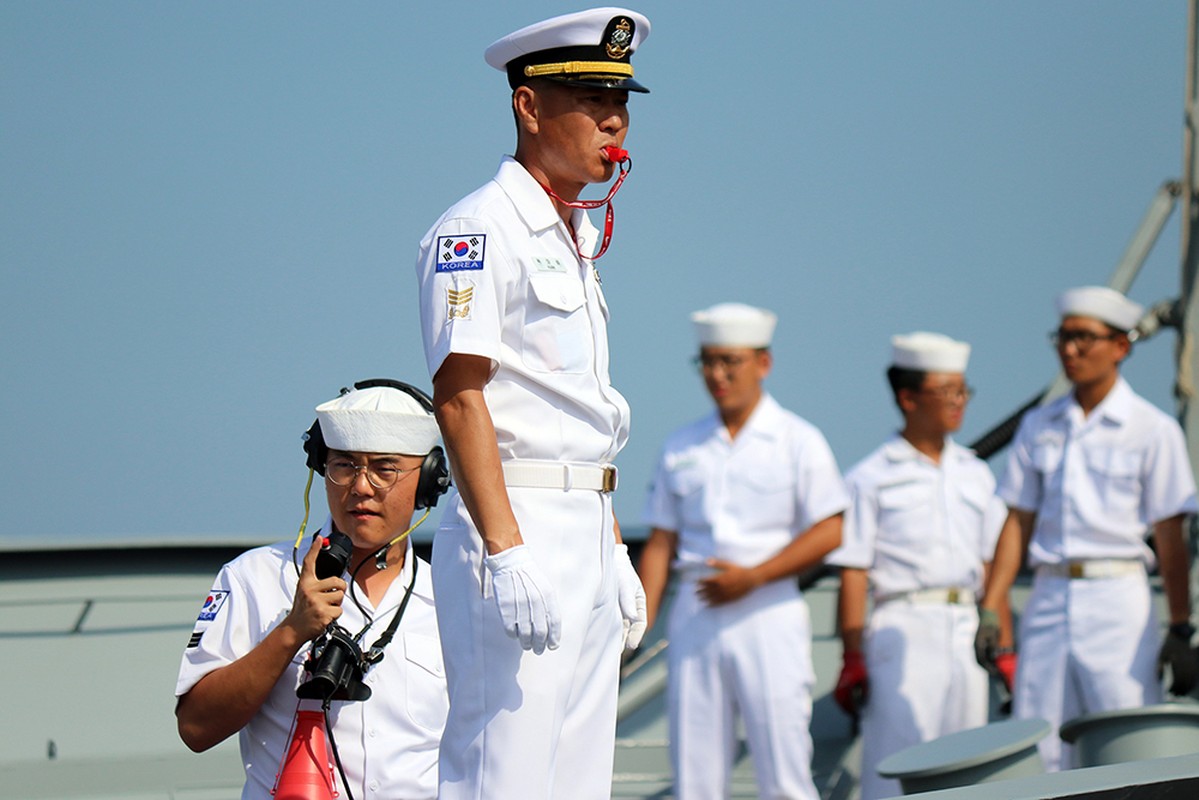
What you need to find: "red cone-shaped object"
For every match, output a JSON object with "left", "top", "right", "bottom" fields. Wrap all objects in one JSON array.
[{"left": 273, "top": 709, "right": 338, "bottom": 799}]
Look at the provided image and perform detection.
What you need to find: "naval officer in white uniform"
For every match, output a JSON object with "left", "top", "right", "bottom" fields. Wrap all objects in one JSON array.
[
  {"left": 414, "top": 8, "right": 651, "bottom": 799},
  {"left": 640, "top": 302, "right": 847, "bottom": 800},
  {"left": 979, "top": 286, "right": 1199, "bottom": 771},
  {"left": 828, "top": 332, "right": 1007, "bottom": 800}
]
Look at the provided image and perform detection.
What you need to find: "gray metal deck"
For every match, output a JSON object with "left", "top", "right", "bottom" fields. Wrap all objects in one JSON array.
[{"left": 0, "top": 541, "right": 1189, "bottom": 799}]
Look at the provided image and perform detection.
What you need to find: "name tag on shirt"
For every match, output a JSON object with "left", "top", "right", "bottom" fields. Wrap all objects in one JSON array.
[{"left": 532, "top": 256, "right": 568, "bottom": 274}]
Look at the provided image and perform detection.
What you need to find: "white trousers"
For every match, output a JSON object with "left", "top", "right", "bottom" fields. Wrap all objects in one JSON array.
[
  {"left": 857, "top": 601, "right": 989, "bottom": 800},
  {"left": 432, "top": 488, "right": 622, "bottom": 800},
  {"left": 1013, "top": 570, "right": 1160, "bottom": 771},
  {"left": 666, "top": 577, "right": 817, "bottom": 800}
]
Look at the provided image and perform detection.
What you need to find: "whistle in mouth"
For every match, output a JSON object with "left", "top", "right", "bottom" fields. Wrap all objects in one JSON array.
[{"left": 602, "top": 146, "right": 629, "bottom": 163}]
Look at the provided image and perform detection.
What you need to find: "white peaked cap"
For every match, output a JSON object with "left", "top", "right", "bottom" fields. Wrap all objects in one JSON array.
[
  {"left": 691, "top": 303, "right": 778, "bottom": 348},
  {"left": 891, "top": 331, "right": 971, "bottom": 373},
  {"left": 1056, "top": 286, "right": 1143, "bottom": 331},
  {"left": 484, "top": 7, "right": 651, "bottom": 92},
  {"left": 315, "top": 386, "right": 440, "bottom": 456}
]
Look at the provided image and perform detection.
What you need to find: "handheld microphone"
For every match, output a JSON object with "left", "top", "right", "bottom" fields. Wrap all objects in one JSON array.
[
  {"left": 315, "top": 532, "right": 353, "bottom": 580},
  {"left": 298, "top": 530, "right": 372, "bottom": 703}
]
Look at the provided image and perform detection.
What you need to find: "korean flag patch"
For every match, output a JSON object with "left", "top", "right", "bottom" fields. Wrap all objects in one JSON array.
[
  {"left": 436, "top": 234, "right": 486, "bottom": 273},
  {"left": 197, "top": 590, "right": 229, "bottom": 622}
]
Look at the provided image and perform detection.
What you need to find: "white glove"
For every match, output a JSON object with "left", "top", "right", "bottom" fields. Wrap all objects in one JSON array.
[
  {"left": 614, "top": 543, "right": 647, "bottom": 651},
  {"left": 485, "top": 544, "right": 562, "bottom": 654}
]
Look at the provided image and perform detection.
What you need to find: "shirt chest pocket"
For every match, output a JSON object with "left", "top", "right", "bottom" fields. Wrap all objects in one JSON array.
[
  {"left": 1031, "top": 435, "right": 1065, "bottom": 477},
  {"left": 728, "top": 469, "right": 795, "bottom": 527},
  {"left": 521, "top": 272, "right": 590, "bottom": 374},
  {"left": 403, "top": 631, "right": 448, "bottom": 733},
  {"left": 877, "top": 481, "right": 934, "bottom": 544},
  {"left": 1083, "top": 447, "right": 1143, "bottom": 514}
]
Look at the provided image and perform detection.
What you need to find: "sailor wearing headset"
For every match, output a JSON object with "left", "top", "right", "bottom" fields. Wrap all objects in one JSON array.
[{"left": 175, "top": 380, "right": 450, "bottom": 800}]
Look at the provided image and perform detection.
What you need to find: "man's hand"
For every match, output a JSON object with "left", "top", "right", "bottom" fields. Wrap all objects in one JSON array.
[
  {"left": 485, "top": 544, "right": 562, "bottom": 654},
  {"left": 284, "top": 535, "right": 347, "bottom": 642},
  {"left": 834, "top": 651, "right": 869, "bottom": 716},
  {"left": 697, "top": 559, "right": 760, "bottom": 605},
  {"left": 614, "top": 544, "right": 647, "bottom": 650},
  {"left": 1158, "top": 623, "right": 1199, "bottom": 696},
  {"left": 974, "top": 607, "right": 1001, "bottom": 671}
]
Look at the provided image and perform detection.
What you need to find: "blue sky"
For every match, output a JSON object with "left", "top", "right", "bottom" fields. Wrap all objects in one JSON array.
[{"left": 1, "top": 2, "right": 1191, "bottom": 543}]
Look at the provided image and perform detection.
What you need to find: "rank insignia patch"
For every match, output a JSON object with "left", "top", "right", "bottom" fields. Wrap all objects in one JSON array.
[
  {"left": 197, "top": 590, "right": 229, "bottom": 622},
  {"left": 436, "top": 235, "right": 486, "bottom": 272},
  {"left": 446, "top": 283, "right": 474, "bottom": 321}
]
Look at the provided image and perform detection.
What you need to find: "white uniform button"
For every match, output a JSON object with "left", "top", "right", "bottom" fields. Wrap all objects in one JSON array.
[{"left": 370, "top": 780, "right": 379, "bottom": 792}]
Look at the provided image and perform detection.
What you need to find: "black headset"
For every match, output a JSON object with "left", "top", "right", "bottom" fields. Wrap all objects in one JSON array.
[{"left": 302, "top": 378, "right": 451, "bottom": 509}]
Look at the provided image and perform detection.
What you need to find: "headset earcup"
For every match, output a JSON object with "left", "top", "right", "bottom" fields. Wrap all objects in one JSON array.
[
  {"left": 303, "top": 420, "right": 326, "bottom": 474},
  {"left": 416, "top": 446, "right": 450, "bottom": 509}
]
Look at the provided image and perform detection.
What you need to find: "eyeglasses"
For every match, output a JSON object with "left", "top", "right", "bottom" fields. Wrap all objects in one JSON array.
[
  {"left": 919, "top": 384, "right": 975, "bottom": 403},
  {"left": 1049, "top": 329, "right": 1120, "bottom": 351},
  {"left": 692, "top": 353, "right": 751, "bottom": 373},
  {"left": 325, "top": 457, "right": 418, "bottom": 489}
]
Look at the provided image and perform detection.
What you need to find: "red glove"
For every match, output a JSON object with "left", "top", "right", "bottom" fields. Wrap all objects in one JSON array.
[
  {"left": 995, "top": 650, "right": 1017, "bottom": 694},
  {"left": 834, "top": 651, "right": 869, "bottom": 716}
]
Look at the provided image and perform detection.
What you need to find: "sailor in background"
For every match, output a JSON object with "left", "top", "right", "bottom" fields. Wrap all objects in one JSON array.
[
  {"left": 414, "top": 8, "right": 650, "bottom": 799},
  {"left": 639, "top": 302, "right": 847, "bottom": 800},
  {"left": 175, "top": 381, "right": 449, "bottom": 799},
  {"left": 829, "top": 332, "right": 1007, "bottom": 800},
  {"left": 979, "top": 286, "right": 1199, "bottom": 771}
]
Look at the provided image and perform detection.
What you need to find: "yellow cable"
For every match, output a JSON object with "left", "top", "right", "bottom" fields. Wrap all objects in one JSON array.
[
  {"left": 385, "top": 507, "right": 431, "bottom": 551},
  {"left": 294, "top": 467, "right": 316, "bottom": 550}
]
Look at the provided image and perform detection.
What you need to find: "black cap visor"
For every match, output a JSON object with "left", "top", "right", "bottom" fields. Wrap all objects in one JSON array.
[{"left": 541, "top": 74, "right": 649, "bottom": 93}]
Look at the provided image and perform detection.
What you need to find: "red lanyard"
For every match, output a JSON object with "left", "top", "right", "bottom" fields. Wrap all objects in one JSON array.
[{"left": 540, "top": 153, "right": 632, "bottom": 262}]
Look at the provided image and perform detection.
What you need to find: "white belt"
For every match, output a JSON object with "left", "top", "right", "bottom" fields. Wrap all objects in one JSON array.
[
  {"left": 501, "top": 460, "right": 618, "bottom": 493},
  {"left": 1036, "top": 559, "right": 1144, "bottom": 579},
  {"left": 876, "top": 587, "right": 975, "bottom": 606}
]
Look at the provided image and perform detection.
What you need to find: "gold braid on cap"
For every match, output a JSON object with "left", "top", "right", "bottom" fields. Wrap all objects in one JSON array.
[{"left": 524, "top": 61, "right": 634, "bottom": 79}]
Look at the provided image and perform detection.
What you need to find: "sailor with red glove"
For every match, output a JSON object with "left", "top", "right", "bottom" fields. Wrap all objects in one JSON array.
[{"left": 829, "top": 333, "right": 1007, "bottom": 800}]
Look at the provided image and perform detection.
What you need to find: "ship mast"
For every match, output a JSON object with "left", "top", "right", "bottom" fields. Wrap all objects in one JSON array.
[{"left": 1179, "top": 0, "right": 1199, "bottom": 480}]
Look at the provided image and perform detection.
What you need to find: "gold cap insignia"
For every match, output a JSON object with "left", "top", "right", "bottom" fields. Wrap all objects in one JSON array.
[{"left": 605, "top": 18, "right": 632, "bottom": 60}]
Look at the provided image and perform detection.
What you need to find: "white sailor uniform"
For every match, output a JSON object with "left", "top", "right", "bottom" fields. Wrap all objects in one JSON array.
[
  {"left": 829, "top": 435, "right": 1005, "bottom": 800},
  {"left": 175, "top": 534, "right": 446, "bottom": 800},
  {"left": 642, "top": 393, "right": 848, "bottom": 800},
  {"left": 416, "top": 156, "right": 631, "bottom": 799},
  {"left": 999, "top": 377, "right": 1198, "bottom": 770}
]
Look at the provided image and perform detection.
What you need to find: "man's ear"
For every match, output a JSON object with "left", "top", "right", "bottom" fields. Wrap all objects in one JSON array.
[{"left": 513, "top": 85, "right": 539, "bottom": 135}]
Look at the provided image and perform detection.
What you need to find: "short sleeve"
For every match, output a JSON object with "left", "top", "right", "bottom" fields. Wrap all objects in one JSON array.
[
  {"left": 1141, "top": 415, "right": 1199, "bottom": 524},
  {"left": 641, "top": 445, "right": 681, "bottom": 532},
  {"left": 997, "top": 414, "right": 1041, "bottom": 512},
  {"left": 795, "top": 429, "right": 849, "bottom": 533},
  {"left": 175, "top": 564, "right": 256, "bottom": 697},
  {"left": 416, "top": 217, "right": 508, "bottom": 379},
  {"left": 827, "top": 467, "right": 877, "bottom": 569}
]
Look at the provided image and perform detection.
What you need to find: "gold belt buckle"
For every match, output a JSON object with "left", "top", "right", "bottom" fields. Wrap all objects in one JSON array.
[
  {"left": 946, "top": 587, "right": 960, "bottom": 604},
  {"left": 601, "top": 466, "right": 617, "bottom": 493},
  {"left": 1068, "top": 562, "right": 1085, "bottom": 579}
]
